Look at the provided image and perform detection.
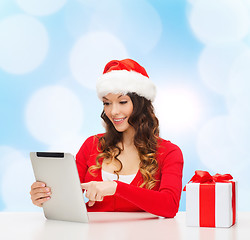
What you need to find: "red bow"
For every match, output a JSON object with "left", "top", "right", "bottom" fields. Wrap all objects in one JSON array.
[{"left": 183, "top": 170, "right": 233, "bottom": 191}]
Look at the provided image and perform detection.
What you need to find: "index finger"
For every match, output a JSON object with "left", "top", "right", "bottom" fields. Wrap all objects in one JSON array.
[{"left": 31, "top": 181, "right": 46, "bottom": 189}]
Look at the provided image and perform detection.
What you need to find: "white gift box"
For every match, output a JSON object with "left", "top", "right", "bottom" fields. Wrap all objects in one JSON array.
[{"left": 186, "top": 181, "right": 237, "bottom": 228}]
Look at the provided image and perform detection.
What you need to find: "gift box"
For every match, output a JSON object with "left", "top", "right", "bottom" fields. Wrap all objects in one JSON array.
[{"left": 185, "top": 170, "right": 237, "bottom": 228}]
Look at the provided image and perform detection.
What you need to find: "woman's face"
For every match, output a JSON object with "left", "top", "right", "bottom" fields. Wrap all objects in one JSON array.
[{"left": 103, "top": 93, "right": 134, "bottom": 133}]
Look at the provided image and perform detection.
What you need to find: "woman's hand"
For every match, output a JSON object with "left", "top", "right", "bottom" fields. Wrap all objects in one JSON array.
[
  {"left": 81, "top": 181, "right": 117, "bottom": 207},
  {"left": 30, "top": 181, "right": 51, "bottom": 207}
]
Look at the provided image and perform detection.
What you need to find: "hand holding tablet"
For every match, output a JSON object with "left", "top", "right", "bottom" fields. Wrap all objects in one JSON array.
[
  {"left": 30, "top": 181, "right": 51, "bottom": 207},
  {"left": 30, "top": 152, "right": 89, "bottom": 223}
]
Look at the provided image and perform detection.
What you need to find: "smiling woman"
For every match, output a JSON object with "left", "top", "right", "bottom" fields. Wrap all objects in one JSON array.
[
  {"left": 30, "top": 59, "right": 184, "bottom": 218},
  {"left": 102, "top": 93, "right": 133, "bottom": 133}
]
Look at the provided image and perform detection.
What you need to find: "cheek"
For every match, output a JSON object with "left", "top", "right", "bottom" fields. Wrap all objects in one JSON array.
[
  {"left": 103, "top": 106, "right": 108, "bottom": 114},
  {"left": 104, "top": 109, "right": 111, "bottom": 119},
  {"left": 127, "top": 104, "right": 133, "bottom": 116}
]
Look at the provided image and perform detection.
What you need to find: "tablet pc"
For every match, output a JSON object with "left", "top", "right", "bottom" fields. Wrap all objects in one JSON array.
[{"left": 30, "top": 152, "right": 88, "bottom": 223}]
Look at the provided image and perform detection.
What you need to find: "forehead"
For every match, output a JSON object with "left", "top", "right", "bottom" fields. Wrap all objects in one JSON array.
[{"left": 103, "top": 93, "right": 129, "bottom": 100}]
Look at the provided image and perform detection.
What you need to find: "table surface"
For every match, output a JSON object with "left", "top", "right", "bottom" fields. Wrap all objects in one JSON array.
[{"left": 0, "top": 211, "right": 249, "bottom": 240}]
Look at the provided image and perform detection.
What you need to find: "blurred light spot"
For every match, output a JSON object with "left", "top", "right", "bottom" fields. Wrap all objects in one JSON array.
[
  {"left": 155, "top": 86, "right": 202, "bottom": 134},
  {"left": 69, "top": 31, "right": 128, "bottom": 90},
  {"left": 25, "top": 86, "right": 84, "bottom": 145},
  {"left": 229, "top": 50, "right": 250, "bottom": 99},
  {"left": 0, "top": 14, "right": 49, "bottom": 74},
  {"left": 16, "top": 0, "right": 67, "bottom": 16},
  {"left": 65, "top": 0, "right": 122, "bottom": 40},
  {"left": 198, "top": 43, "right": 249, "bottom": 95},
  {"left": 189, "top": 0, "right": 250, "bottom": 44}
]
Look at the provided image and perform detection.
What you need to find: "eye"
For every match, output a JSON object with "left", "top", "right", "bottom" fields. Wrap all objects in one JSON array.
[
  {"left": 120, "top": 101, "right": 127, "bottom": 104},
  {"left": 103, "top": 102, "right": 110, "bottom": 106}
]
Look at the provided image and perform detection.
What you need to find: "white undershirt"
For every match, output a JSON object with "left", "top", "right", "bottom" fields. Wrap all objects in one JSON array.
[{"left": 101, "top": 170, "right": 136, "bottom": 184}]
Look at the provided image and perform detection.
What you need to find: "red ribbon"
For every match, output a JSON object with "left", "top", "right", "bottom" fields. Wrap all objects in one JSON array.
[
  {"left": 185, "top": 170, "right": 236, "bottom": 227},
  {"left": 188, "top": 170, "right": 233, "bottom": 184},
  {"left": 183, "top": 170, "right": 233, "bottom": 191}
]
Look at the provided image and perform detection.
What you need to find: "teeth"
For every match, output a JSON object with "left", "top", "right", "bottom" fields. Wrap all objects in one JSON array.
[{"left": 114, "top": 118, "right": 125, "bottom": 122}]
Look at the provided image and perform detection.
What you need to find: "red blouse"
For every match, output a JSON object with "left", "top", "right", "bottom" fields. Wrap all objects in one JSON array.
[{"left": 76, "top": 134, "right": 183, "bottom": 218}]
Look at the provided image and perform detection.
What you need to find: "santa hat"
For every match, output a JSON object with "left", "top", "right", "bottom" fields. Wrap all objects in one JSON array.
[{"left": 96, "top": 59, "right": 156, "bottom": 101}]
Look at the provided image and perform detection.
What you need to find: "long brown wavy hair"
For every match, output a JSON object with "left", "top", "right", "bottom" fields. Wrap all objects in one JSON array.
[{"left": 89, "top": 92, "right": 160, "bottom": 189}]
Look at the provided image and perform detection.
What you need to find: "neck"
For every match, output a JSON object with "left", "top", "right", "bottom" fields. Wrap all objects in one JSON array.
[{"left": 122, "top": 127, "right": 135, "bottom": 147}]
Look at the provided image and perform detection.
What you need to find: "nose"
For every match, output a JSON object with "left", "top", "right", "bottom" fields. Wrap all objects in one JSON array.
[{"left": 111, "top": 103, "right": 120, "bottom": 116}]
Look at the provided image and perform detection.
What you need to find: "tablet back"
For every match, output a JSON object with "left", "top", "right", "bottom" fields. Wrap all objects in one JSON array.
[{"left": 30, "top": 152, "right": 88, "bottom": 223}]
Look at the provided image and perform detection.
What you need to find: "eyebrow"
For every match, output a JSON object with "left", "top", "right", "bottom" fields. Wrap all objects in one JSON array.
[{"left": 102, "top": 95, "right": 124, "bottom": 101}]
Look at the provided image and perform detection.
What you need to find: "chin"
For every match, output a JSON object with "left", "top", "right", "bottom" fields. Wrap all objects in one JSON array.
[
  {"left": 113, "top": 124, "right": 129, "bottom": 133},
  {"left": 114, "top": 127, "right": 127, "bottom": 133}
]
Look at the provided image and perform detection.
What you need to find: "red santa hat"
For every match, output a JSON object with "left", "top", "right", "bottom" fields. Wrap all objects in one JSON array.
[{"left": 96, "top": 59, "right": 156, "bottom": 101}]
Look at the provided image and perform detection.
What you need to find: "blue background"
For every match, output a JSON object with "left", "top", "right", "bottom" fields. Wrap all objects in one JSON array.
[{"left": 0, "top": 0, "right": 250, "bottom": 212}]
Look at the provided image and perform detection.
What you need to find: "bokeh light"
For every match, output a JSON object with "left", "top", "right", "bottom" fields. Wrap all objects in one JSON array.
[
  {"left": 16, "top": 0, "right": 67, "bottom": 16},
  {"left": 155, "top": 85, "right": 203, "bottom": 135},
  {"left": 25, "top": 86, "right": 84, "bottom": 145},
  {"left": 69, "top": 31, "right": 128, "bottom": 90},
  {"left": 228, "top": 50, "right": 250, "bottom": 99},
  {"left": 189, "top": 0, "right": 250, "bottom": 44},
  {"left": 0, "top": 14, "right": 48, "bottom": 74},
  {"left": 198, "top": 43, "right": 249, "bottom": 96}
]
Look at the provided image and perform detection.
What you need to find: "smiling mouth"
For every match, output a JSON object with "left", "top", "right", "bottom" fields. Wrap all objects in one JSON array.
[{"left": 113, "top": 117, "right": 127, "bottom": 123}]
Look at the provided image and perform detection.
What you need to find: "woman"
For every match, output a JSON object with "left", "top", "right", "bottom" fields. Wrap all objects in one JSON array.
[{"left": 30, "top": 59, "right": 183, "bottom": 218}]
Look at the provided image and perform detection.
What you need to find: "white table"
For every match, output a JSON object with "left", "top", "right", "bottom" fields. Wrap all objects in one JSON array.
[{"left": 0, "top": 212, "right": 249, "bottom": 240}]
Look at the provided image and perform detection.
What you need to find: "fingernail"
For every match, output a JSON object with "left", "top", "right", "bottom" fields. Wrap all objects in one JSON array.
[
  {"left": 46, "top": 188, "right": 50, "bottom": 192},
  {"left": 47, "top": 192, "right": 51, "bottom": 195}
]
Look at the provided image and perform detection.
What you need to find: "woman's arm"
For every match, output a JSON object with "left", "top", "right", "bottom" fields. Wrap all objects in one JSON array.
[
  {"left": 80, "top": 145, "right": 183, "bottom": 217},
  {"left": 114, "top": 146, "right": 183, "bottom": 218}
]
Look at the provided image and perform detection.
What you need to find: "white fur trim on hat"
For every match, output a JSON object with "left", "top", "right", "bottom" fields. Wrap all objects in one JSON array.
[{"left": 96, "top": 70, "right": 156, "bottom": 101}]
